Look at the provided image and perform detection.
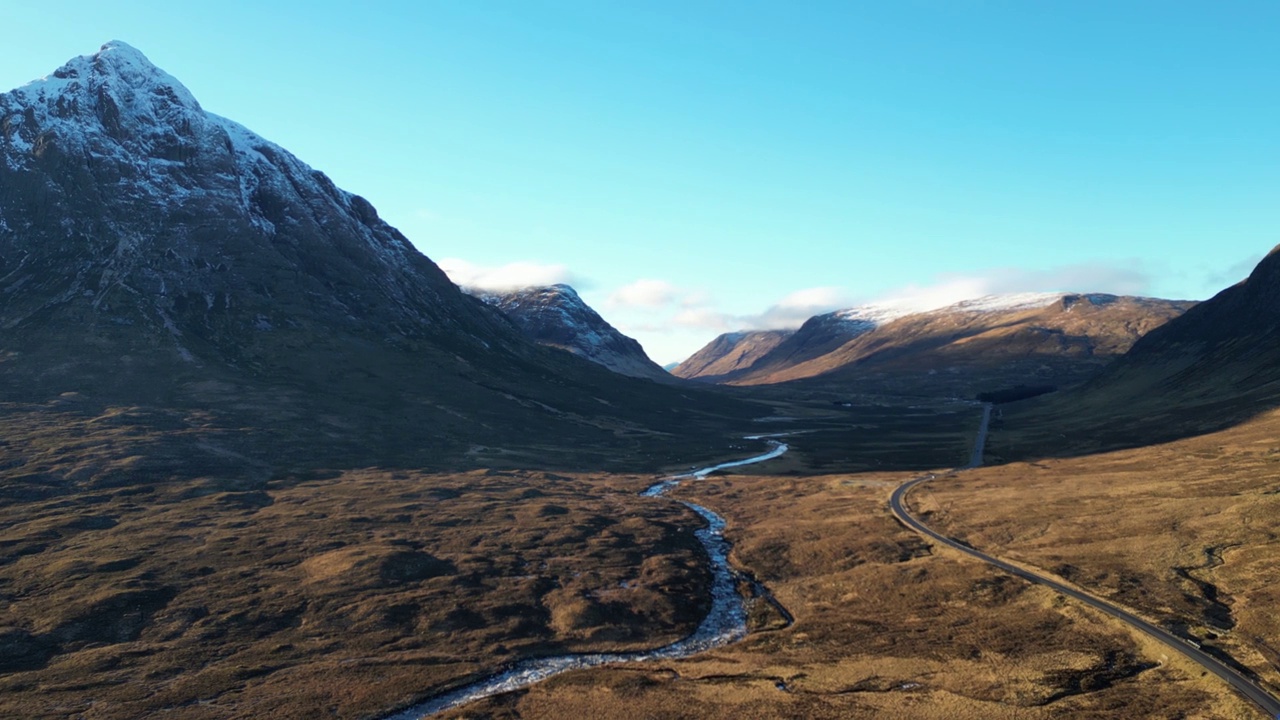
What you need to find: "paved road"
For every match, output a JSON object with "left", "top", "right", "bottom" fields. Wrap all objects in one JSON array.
[{"left": 890, "top": 404, "right": 1280, "bottom": 719}]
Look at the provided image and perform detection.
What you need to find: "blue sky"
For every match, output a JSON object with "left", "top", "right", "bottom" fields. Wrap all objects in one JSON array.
[{"left": 2, "top": 2, "right": 1277, "bottom": 363}]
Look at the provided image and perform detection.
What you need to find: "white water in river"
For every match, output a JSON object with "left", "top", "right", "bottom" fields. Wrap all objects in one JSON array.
[{"left": 383, "top": 439, "right": 789, "bottom": 719}]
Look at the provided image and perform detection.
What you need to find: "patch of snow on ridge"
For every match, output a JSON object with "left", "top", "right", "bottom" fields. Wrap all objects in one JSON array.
[
  {"left": 941, "top": 293, "right": 1064, "bottom": 314},
  {"left": 822, "top": 293, "right": 1067, "bottom": 333},
  {"left": 834, "top": 302, "right": 918, "bottom": 327}
]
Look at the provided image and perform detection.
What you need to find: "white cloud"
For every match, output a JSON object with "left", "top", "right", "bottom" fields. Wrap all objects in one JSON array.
[
  {"left": 632, "top": 285, "right": 852, "bottom": 333},
  {"left": 982, "top": 262, "right": 1152, "bottom": 296},
  {"left": 433, "top": 258, "right": 1161, "bottom": 366},
  {"left": 735, "top": 286, "right": 852, "bottom": 329},
  {"left": 659, "top": 260, "right": 1156, "bottom": 339},
  {"left": 869, "top": 261, "right": 1154, "bottom": 314},
  {"left": 437, "top": 258, "right": 583, "bottom": 292},
  {"left": 1204, "top": 252, "right": 1264, "bottom": 292},
  {"left": 871, "top": 276, "right": 995, "bottom": 314},
  {"left": 607, "top": 279, "right": 680, "bottom": 309},
  {"left": 659, "top": 286, "right": 849, "bottom": 332},
  {"left": 775, "top": 286, "right": 848, "bottom": 309},
  {"left": 672, "top": 307, "right": 733, "bottom": 330}
]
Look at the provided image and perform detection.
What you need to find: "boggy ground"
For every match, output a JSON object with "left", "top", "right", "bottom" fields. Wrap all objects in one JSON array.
[
  {"left": 0, "top": 468, "right": 713, "bottom": 719},
  {"left": 917, "top": 406, "right": 1280, "bottom": 708},
  {"left": 439, "top": 471, "right": 1253, "bottom": 719}
]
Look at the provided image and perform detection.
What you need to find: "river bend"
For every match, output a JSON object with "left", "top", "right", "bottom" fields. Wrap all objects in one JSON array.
[{"left": 383, "top": 438, "right": 789, "bottom": 719}]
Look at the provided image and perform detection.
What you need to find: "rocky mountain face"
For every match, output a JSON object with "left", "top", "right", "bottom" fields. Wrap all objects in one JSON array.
[
  {"left": 677, "top": 293, "right": 1193, "bottom": 396},
  {"left": 0, "top": 42, "right": 509, "bottom": 371},
  {"left": 1005, "top": 247, "right": 1280, "bottom": 457},
  {"left": 471, "top": 284, "right": 670, "bottom": 381},
  {"left": 0, "top": 42, "right": 754, "bottom": 480},
  {"left": 670, "top": 330, "right": 792, "bottom": 381}
]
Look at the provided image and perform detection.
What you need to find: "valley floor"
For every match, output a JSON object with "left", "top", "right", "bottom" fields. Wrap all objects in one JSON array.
[
  {"left": 4, "top": 399, "right": 1278, "bottom": 718},
  {"left": 441, "top": 464, "right": 1258, "bottom": 719}
]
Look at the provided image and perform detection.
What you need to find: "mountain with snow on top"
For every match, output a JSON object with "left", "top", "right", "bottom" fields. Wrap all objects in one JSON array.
[{"left": 0, "top": 41, "right": 755, "bottom": 474}]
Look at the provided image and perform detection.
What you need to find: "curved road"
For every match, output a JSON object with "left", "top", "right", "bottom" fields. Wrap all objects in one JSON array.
[{"left": 890, "top": 404, "right": 1280, "bottom": 718}]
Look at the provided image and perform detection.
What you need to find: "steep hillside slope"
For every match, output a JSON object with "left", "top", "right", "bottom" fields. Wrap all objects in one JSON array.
[
  {"left": 671, "top": 329, "right": 792, "bottom": 381},
  {"left": 472, "top": 284, "right": 670, "bottom": 381},
  {"left": 998, "top": 247, "right": 1280, "bottom": 458}
]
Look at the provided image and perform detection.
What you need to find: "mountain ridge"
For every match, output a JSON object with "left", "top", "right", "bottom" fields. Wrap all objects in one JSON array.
[
  {"left": 675, "top": 292, "right": 1193, "bottom": 396},
  {"left": 469, "top": 283, "right": 671, "bottom": 381}
]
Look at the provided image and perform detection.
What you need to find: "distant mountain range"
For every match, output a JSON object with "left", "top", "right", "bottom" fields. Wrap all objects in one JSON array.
[
  {"left": 468, "top": 284, "right": 671, "bottom": 381},
  {"left": 468, "top": 282, "right": 1197, "bottom": 403},
  {"left": 675, "top": 293, "right": 1194, "bottom": 396}
]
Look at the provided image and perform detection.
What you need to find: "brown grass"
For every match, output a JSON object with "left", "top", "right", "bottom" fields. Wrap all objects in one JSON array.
[
  {"left": 920, "top": 406, "right": 1280, "bottom": 707},
  {"left": 4, "top": 394, "right": 1272, "bottom": 718},
  {"left": 439, "top": 470, "right": 1253, "bottom": 718},
  {"left": 0, "top": 468, "right": 710, "bottom": 719}
]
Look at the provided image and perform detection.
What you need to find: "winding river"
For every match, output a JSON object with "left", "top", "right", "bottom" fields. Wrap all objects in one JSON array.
[{"left": 384, "top": 437, "right": 790, "bottom": 719}]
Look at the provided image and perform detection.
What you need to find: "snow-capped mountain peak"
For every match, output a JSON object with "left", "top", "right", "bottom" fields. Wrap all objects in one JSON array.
[
  {"left": 1, "top": 40, "right": 428, "bottom": 279},
  {"left": 24, "top": 41, "right": 197, "bottom": 101},
  {"left": 0, "top": 41, "right": 488, "bottom": 359},
  {"left": 831, "top": 293, "right": 1067, "bottom": 329},
  {"left": 13, "top": 41, "right": 202, "bottom": 145}
]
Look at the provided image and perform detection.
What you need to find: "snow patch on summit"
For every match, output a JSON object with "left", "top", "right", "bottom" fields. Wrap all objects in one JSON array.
[
  {"left": 834, "top": 303, "right": 918, "bottom": 329},
  {"left": 938, "top": 293, "right": 1064, "bottom": 314},
  {"left": 0, "top": 40, "right": 420, "bottom": 274},
  {"left": 831, "top": 293, "right": 1065, "bottom": 329},
  {"left": 0, "top": 40, "right": 454, "bottom": 343}
]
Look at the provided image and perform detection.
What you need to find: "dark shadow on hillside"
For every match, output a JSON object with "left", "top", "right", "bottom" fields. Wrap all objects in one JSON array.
[
  {"left": 987, "top": 246, "right": 1280, "bottom": 462},
  {"left": 0, "top": 373, "right": 995, "bottom": 506},
  {"left": 986, "top": 376, "right": 1280, "bottom": 466}
]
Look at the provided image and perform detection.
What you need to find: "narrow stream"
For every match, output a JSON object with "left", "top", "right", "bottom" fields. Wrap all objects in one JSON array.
[{"left": 383, "top": 437, "right": 789, "bottom": 719}]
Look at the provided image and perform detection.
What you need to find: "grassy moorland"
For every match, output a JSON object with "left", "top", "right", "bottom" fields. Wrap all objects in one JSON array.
[
  {"left": 0, "top": 389, "right": 959, "bottom": 719},
  {"left": 0, "top": 466, "right": 718, "bottom": 719},
  {"left": 917, "top": 407, "right": 1280, "bottom": 706},
  {"left": 439, "top": 468, "right": 1252, "bottom": 719},
  {"left": 0, "top": 391, "right": 1018, "bottom": 719},
  {"left": 6, "top": 382, "right": 1271, "bottom": 719}
]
